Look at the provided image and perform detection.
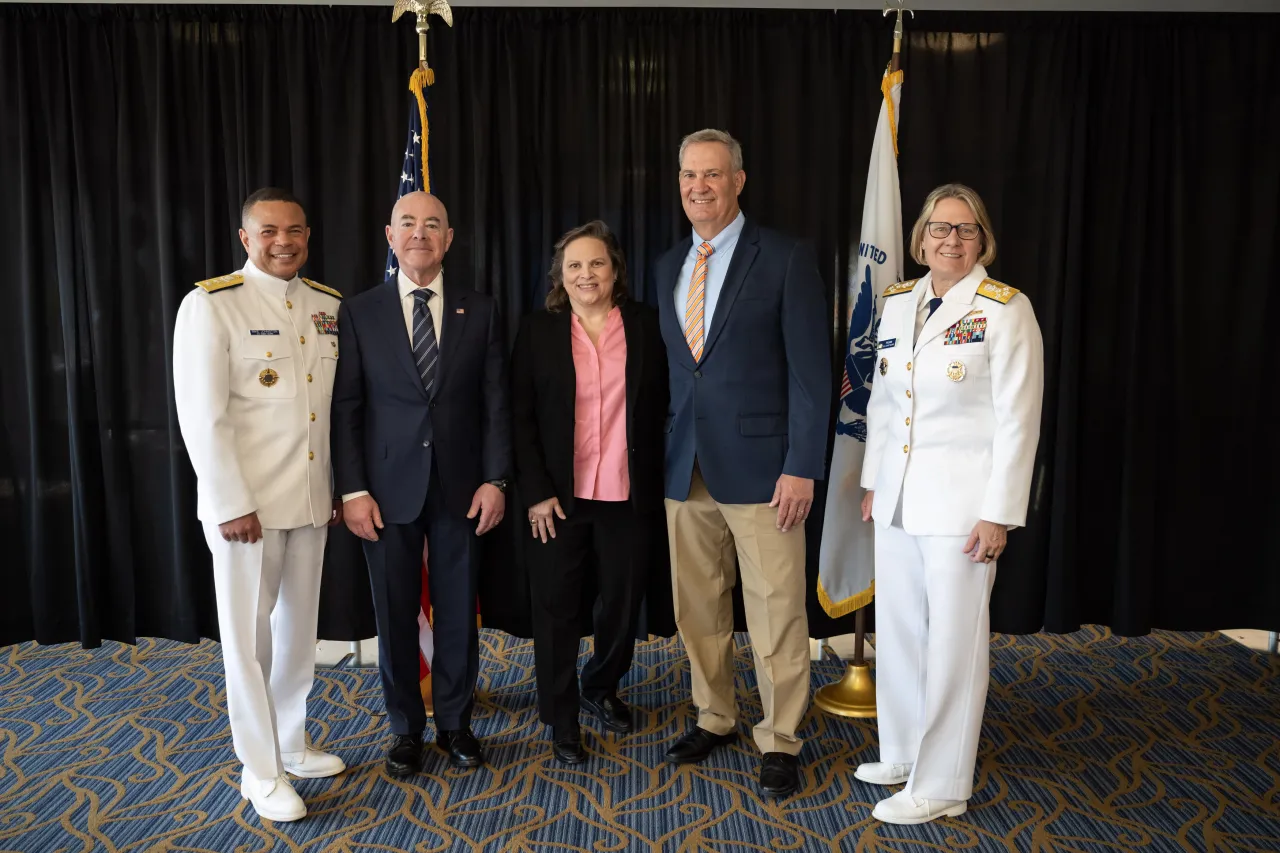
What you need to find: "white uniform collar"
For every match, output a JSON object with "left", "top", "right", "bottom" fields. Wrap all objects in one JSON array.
[
  {"left": 242, "top": 258, "right": 298, "bottom": 300},
  {"left": 915, "top": 263, "right": 988, "bottom": 308}
]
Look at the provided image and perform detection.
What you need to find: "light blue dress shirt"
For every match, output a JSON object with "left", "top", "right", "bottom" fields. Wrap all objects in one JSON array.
[{"left": 674, "top": 211, "right": 746, "bottom": 334}]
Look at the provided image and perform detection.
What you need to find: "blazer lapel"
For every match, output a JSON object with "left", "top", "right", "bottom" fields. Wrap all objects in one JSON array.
[
  {"left": 375, "top": 279, "right": 429, "bottom": 399},
  {"left": 701, "top": 218, "right": 759, "bottom": 362},
  {"left": 437, "top": 285, "right": 469, "bottom": 398},
  {"left": 659, "top": 240, "right": 696, "bottom": 370},
  {"left": 621, "top": 303, "right": 644, "bottom": 447},
  {"left": 914, "top": 268, "right": 984, "bottom": 353},
  {"left": 557, "top": 310, "right": 577, "bottom": 416}
]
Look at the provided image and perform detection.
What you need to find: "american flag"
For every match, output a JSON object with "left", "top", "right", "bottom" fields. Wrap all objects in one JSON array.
[{"left": 385, "top": 71, "right": 432, "bottom": 279}]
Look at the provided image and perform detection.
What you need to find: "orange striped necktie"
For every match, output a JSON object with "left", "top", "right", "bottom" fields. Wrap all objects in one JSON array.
[{"left": 684, "top": 241, "right": 714, "bottom": 360}]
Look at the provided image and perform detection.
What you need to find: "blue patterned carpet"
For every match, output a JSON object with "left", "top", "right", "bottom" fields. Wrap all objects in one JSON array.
[{"left": 1, "top": 627, "right": 1279, "bottom": 852}]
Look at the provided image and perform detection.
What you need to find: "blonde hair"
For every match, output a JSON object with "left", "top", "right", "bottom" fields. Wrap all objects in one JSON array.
[{"left": 908, "top": 183, "right": 998, "bottom": 267}]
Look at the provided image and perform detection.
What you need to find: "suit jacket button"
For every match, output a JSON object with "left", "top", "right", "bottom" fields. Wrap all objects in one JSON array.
[
  {"left": 423, "top": 440, "right": 431, "bottom": 448},
  {"left": 430, "top": 401, "right": 437, "bottom": 409},
  {"left": 693, "top": 370, "right": 702, "bottom": 379}
]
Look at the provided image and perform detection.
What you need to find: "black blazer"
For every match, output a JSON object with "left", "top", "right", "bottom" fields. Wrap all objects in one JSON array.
[
  {"left": 510, "top": 301, "right": 669, "bottom": 516},
  {"left": 331, "top": 277, "right": 511, "bottom": 523}
]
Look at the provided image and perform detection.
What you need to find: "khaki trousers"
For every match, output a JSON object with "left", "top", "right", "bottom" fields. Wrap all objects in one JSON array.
[{"left": 665, "top": 467, "right": 810, "bottom": 755}]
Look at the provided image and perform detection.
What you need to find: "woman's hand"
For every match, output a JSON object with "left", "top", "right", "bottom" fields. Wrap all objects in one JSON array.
[
  {"left": 528, "top": 497, "right": 566, "bottom": 544},
  {"left": 963, "top": 520, "right": 1008, "bottom": 563},
  {"left": 861, "top": 490, "right": 874, "bottom": 522}
]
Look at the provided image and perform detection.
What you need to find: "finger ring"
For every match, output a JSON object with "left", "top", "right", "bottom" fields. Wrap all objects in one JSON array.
[
  {"left": 529, "top": 519, "right": 537, "bottom": 525},
  {"left": 986, "top": 551, "right": 996, "bottom": 558}
]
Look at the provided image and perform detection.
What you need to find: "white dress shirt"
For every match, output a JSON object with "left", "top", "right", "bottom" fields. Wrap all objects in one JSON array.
[{"left": 399, "top": 268, "right": 444, "bottom": 345}]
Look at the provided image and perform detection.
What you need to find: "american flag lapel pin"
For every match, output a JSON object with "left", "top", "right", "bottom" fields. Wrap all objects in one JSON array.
[{"left": 456, "top": 308, "right": 465, "bottom": 314}]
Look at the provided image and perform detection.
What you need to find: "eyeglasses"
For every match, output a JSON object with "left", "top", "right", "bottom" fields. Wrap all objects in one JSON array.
[{"left": 927, "top": 221, "right": 982, "bottom": 240}]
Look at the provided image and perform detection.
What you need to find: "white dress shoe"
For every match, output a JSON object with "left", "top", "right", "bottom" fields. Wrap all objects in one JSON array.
[
  {"left": 854, "top": 761, "right": 912, "bottom": 785},
  {"left": 282, "top": 748, "right": 346, "bottom": 779},
  {"left": 872, "top": 789, "right": 967, "bottom": 825},
  {"left": 240, "top": 772, "right": 307, "bottom": 822}
]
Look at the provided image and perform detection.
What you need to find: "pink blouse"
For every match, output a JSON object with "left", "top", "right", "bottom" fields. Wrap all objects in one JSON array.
[{"left": 570, "top": 308, "right": 630, "bottom": 502}]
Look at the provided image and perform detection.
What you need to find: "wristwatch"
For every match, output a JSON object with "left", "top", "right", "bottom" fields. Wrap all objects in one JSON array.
[{"left": 487, "top": 479, "right": 508, "bottom": 493}]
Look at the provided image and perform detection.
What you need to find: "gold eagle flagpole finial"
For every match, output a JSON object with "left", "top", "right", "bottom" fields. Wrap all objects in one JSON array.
[
  {"left": 392, "top": 0, "right": 454, "bottom": 83},
  {"left": 883, "top": 0, "right": 914, "bottom": 71}
]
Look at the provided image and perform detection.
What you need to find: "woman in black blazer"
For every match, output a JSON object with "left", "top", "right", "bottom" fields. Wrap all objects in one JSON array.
[{"left": 510, "top": 220, "right": 669, "bottom": 764}]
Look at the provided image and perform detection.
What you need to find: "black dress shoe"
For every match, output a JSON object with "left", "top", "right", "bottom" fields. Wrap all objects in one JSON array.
[
  {"left": 551, "top": 727, "right": 587, "bottom": 765},
  {"left": 664, "top": 727, "right": 737, "bottom": 765},
  {"left": 437, "top": 728, "right": 485, "bottom": 768},
  {"left": 385, "top": 733, "right": 425, "bottom": 778},
  {"left": 580, "top": 694, "right": 634, "bottom": 734},
  {"left": 759, "top": 752, "right": 802, "bottom": 797}
]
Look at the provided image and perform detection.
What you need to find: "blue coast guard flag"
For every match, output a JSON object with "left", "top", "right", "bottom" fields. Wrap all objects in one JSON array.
[{"left": 818, "top": 66, "right": 904, "bottom": 618}]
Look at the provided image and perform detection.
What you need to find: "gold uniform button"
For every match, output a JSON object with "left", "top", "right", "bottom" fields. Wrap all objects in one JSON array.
[
  {"left": 905, "top": 417, "right": 911, "bottom": 426},
  {"left": 307, "top": 374, "right": 313, "bottom": 382},
  {"left": 299, "top": 335, "right": 306, "bottom": 344},
  {"left": 906, "top": 361, "right": 913, "bottom": 370},
  {"left": 308, "top": 451, "right": 314, "bottom": 460},
  {"left": 906, "top": 390, "right": 912, "bottom": 398},
  {"left": 265, "top": 351, "right": 272, "bottom": 358},
  {"left": 903, "top": 445, "right": 909, "bottom": 453},
  {"left": 286, "top": 300, "right": 293, "bottom": 309},
  {"left": 310, "top": 413, "right": 316, "bottom": 422}
]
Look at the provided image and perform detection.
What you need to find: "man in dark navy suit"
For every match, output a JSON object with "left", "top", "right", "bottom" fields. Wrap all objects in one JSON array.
[
  {"left": 655, "top": 129, "right": 831, "bottom": 798},
  {"left": 331, "top": 191, "right": 511, "bottom": 776}
]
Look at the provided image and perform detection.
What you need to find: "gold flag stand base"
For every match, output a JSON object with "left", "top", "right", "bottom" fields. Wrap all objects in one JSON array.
[
  {"left": 815, "top": 607, "right": 878, "bottom": 719},
  {"left": 814, "top": 661, "right": 877, "bottom": 718},
  {"left": 420, "top": 674, "right": 434, "bottom": 717}
]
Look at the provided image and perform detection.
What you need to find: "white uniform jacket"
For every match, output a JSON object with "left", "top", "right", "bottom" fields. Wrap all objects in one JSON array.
[
  {"left": 173, "top": 260, "right": 343, "bottom": 530},
  {"left": 861, "top": 264, "right": 1044, "bottom": 535}
]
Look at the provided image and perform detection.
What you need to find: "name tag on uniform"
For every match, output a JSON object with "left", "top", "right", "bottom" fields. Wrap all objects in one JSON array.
[
  {"left": 249, "top": 329, "right": 280, "bottom": 335},
  {"left": 877, "top": 337, "right": 897, "bottom": 350}
]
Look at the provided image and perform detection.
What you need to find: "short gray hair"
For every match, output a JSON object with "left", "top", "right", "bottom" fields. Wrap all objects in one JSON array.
[{"left": 678, "top": 129, "right": 744, "bottom": 174}]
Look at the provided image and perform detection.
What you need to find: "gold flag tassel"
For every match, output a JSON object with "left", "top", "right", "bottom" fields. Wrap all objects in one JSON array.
[{"left": 409, "top": 66, "right": 433, "bottom": 193}]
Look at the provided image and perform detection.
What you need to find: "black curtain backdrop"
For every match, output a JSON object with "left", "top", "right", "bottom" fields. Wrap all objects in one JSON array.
[{"left": 2, "top": 5, "right": 1278, "bottom": 648}]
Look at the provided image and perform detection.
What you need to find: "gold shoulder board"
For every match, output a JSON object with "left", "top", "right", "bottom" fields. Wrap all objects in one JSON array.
[
  {"left": 976, "top": 278, "right": 1021, "bottom": 304},
  {"left": 194, "top": 273, "right": 244, "bottom": 293},
  {"left": 302, "top": 278, "right": 343, "bottom": 300},
  {"left": 882, "top": 279, "right": 917, "bottom": 297}
]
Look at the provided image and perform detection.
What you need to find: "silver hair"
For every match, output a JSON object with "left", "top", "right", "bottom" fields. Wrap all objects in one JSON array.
[{"left": 678, "top": 129, "right": 744, "bottom": 173}]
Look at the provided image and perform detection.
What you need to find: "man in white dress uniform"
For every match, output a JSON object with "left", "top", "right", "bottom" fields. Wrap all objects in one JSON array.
[{"left": 173, "top": 187, "right": 347, "bottom": 822}]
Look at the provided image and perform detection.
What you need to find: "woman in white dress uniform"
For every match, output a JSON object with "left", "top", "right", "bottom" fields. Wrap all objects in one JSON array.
[{"left": 856, "top": 183, "right": 1044, "bottom": 825}]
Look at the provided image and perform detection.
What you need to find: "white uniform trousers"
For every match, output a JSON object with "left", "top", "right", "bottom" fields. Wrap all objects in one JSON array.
[
  {"left": 874, "top": 520, "right": 996, "bottom": 801},
  {"left": 203, "top": 524, "right": 327, "bottom": 782}
]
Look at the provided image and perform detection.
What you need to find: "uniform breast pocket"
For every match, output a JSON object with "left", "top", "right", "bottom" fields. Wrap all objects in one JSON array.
[
  {"left": 237, "top": 335, "right": 297, "bottom": 399},
  {"left": 319, "top": 342, "right": 339, "bottom": 397}
]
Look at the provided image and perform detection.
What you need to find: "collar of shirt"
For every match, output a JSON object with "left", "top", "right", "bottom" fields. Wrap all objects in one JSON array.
[
  {"left": 398, "top": 268, "right": 444, "bottom": 304},
  {"left": 688, "top": 209, "right": 746, "bottom": 258},
  {"left": 242, "top": 257, "right": 297, "bottom": 300}
]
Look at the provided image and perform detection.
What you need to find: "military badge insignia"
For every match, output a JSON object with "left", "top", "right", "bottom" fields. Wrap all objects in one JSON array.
[
  {"left": 259, "top": 368, "right": 280, "bottom": 388},
  {"left": 312, "top": 311, "right": 339, "bottom": 335},
  {"left": 946, "top": 360, "right": 966, "bottom": 382},
  {"left": 879, "top": 357, "right": 888, "bottom": 376},
  {"left": 945, "top": 317, "right": 987, "bottom": 345}
]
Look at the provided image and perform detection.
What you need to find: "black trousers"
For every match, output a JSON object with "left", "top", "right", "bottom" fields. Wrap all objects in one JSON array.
[
  {"left": 363, "top": 462, "right": 478, "bottom": 735},
  {"left": 529, "top": 498, "right": 649, "bottom": 731}
]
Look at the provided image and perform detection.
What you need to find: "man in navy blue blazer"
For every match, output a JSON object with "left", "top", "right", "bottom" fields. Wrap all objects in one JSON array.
[
  {"left": 655, "top": 129, "right": 830, "bottom": 798},
  {"left": 331, "top": 191, "right": 511, "bottom": 777}
]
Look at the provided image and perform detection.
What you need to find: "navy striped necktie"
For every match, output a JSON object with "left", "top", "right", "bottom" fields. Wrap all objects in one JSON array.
[{"left": 412, "top": 289, "right": 438, "bottom": 395}]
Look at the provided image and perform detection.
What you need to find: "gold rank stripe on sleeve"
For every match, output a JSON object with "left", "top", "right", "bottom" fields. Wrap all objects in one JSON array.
[
  {"left": 194, "top": 273, "right": 244, "bottom": 293},
  {"left": 882, "top": 279, "right": 917, "bottom": 298},
  {"left": 976, "top": 278, "right": 1021, "bottom": 304},
  {"left": 302, "top": 278, "right": 343, "bottom": 300}
]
